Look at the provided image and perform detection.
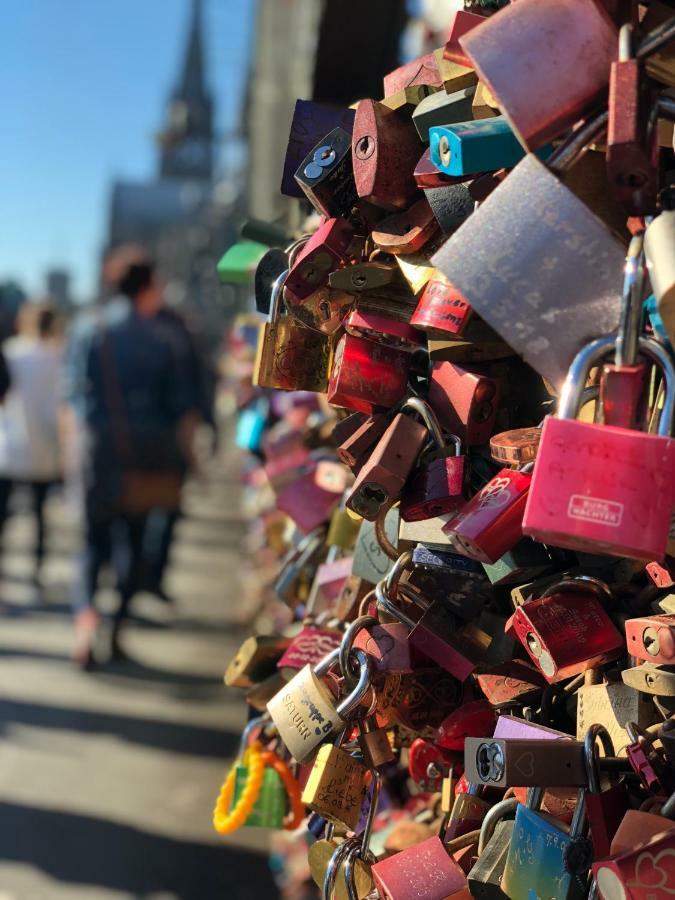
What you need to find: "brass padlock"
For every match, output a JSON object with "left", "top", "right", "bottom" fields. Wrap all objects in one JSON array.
[
  {"left": 302, "top": 742, "right": 368, "bottom": 830},
  {"left": 253, "top": 270, "right": 332, "bottom": 392}
]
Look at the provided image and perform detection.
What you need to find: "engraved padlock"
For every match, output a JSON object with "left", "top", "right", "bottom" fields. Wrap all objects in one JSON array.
[
  {"left": 266, "top": 646, "right": 372, "bottom": 763},
  {"left": 523, "top": 334, "right": 675, "bottom": 560},
  {"left": 253, "top": 269, "right": 331, "bottom": 393},
  {"left": 410, "top": 275, "right": 474, "bottom": 340}
]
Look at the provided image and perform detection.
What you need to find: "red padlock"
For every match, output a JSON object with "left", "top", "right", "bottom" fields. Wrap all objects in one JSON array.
[
  {"left": 411, "top": 277, "right": 474, "bottom": 339},
  {"left": 352, "top": 99, "right": 423, "bottom": 211},
  {"left": 428, "top": 360, "right": 500, "bottom": 447},
  {"left": 408, "top": 738, "right": 456, "bottom": 791},
  {"left": 593, "top": 828, "right": 675, "bottom": 900},
  {"left": 625, "top": 614, "right": 675, "bottom": 665},
  {"left": 284, "top": 217, "right": 357, "bottom": 302},
  {"left": 442, "top": 467, "right": 532, "bottom": 564},
  {"left": 353, "top": 621, "right": 413, "bottom": 673},
  {"left": 275, "top": 460, "right": 348, "bottom": 533},
  {"left": 327, "top": 332, "right": 411, "bottom": 415},
  {"left": 334, "top": 411, "right": 392, "bottom": 472},
  {"left": 400, "top": 420, "right": 466, "bottom": 523},
  {"left": 505, "top": 582, "right": 624, "bottom": 683},
  {"left": 344, "top": 308, "right": 424, "bottom": 353},
  {"left": 383, "top": 51, "right": 443, "bottom": 97},
  {"left": 277, "top": 625, "right": 343, "bottom": 678},
  {"left": 442, "top": 9, "right": 485, "bottom": 67},
  {"left": 437, "top": 700, "right": 496, "bottom": 753},
  {"left": 523, "top": 335, "right": 675, "bottom": 561}
]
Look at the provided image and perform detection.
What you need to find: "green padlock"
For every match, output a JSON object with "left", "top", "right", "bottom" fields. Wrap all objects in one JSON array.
[{"left": 231, "top": 763, "right": 287, "bottom": 828}]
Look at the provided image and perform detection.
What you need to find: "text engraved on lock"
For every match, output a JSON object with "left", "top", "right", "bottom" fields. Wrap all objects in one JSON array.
[{"left": 302, "top": 745, "right": 368, "bottom": 829}]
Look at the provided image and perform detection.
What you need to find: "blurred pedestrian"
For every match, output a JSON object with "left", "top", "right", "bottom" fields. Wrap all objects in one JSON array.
[
  {"left": 140, "top": 306, "right": 214, "bottom": 602},
  {"left": 62, "top": 246, "right": 200, "bottom": 668},
  {"left": 0, "top": 302, "right": 62, "bottom": 585}
]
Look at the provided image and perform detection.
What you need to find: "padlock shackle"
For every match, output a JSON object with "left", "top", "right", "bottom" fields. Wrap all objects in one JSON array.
[
  {"left": 338, "top": 614, "right": 379, "bottom": 688},
  {"left": 285, "top": 235, "right": 310, "bottom": 267},
  {"left": 323, "top": 835, "right": 360, "bottom": 900},
  {"left": 584, "top": 724, "right": 615, "bottom": 794},
  {"left": 541, "top": 575, "right": 612, "bottom": 604},
  {"left": 477, "top": 797, "right": 518, "bottom": 854},
  {"left": 238, "top": 715, "right": 267, "bottom": 758},
  {"left": 616, "top": 234, "right": 645, "bottom": 368},
  {"left": 637, "top": 12, "right": 675, "bottom": 61},
  {"left": 269, "top": 268, "right": 290, "bottom": 324},
  {"left": 384, "top": 550, "right": 414, "bottom": 595},
  {"left": 547, "top": 110, "right": 608, "bottom": 175},
  {"left": 402, "top": 396, "right": 446, "bottom": 450},
  {"left": 558, "top": 335, "right": 675, "bottom": 436},
  {"left": 336, "top": 648, "right": 373, "bottom": 721},
  {"left": 618, "top": 22, "right": 633, "bottom": 63}
]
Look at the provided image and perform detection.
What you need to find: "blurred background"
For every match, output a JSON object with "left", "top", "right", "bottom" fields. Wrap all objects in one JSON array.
[{"left": 0, "top": 2, "right": 460, "bottom": 898}]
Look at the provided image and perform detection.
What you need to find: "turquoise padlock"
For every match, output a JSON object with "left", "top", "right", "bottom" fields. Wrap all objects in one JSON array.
[
  {"left": 235, "top": 397, "right": 269, "bottom": 452},
  {"left": 231, "top": 763, "right": 287, "bottom": 828},
  {"left": 429, "top": 116, "right": 550, "bottom": 177}
]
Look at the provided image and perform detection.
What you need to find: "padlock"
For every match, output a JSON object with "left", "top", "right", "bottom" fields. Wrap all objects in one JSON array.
[
  {"left": 407, "top": 545, "right": 492, "bottom": 620},
  {"left": 229, "top": 719, "right": 289, "bottom": 829},
  {"left": 607, "top": 25, "right": 658, "bottom": 216},
  {"left": 352, "top": 621, "right": 412, "bottom": 674},
  {"left": 414, "top": 147, "right": 474, "bottom": 190},
  {"left": 466, "top": 797, "right": 517, "bottom": 898},
  {"left": 411, "top": 275, "right": 474, "bottom": 339},
  {"left": 377, "top": 559, "right": 491, "bottom": 681},
  {"left": 481, "top": 539, "right": 553, "bottom": 587},
  {"left": 225, "top": 634, "right": 292, "bottom": 689},
  {"left": 274, "top": 526, "right": 326, "bottom": 606},
  {"left": 284, "top": 218, "right": 356, "bottom": 302},
  {"left": 475, "top": 659, "right": 546, "bottom": 709},
  {"left": 386, "top": 666, "right": 461, "bottom": 735},
  {"left": 622, "top": 662, "right": 675, "bottom": 697},
  {"left": 370, "top": 198, "right": 438, "bottom": 255},
  {"left": 522, "top": 335, "right": 675, "bottom": 560},
  {"left": 277, "top": 625, "right": 343, "bottom": 679},
  {"left": 329, "top": 258, "right": 405, "bottom": 293},
  {"left": 646, "top": 558, "right": 675, "bottom": 589},
  {"left": 253, "top": 270, "right": 331, "bottom": 392},
  {"left": 333, "top": 411, "right": 390, "bottom": 472},
  {"left": 438, "top": 700, "right": 497, "bottom": 753},
  {"left": 327, "top": 332, "right": 411, "bottom": 415},
  {"left": 459, "top": 0, "right": 618, "bottom": 150},
  {"left": 281, "top": 99, "right": 355, "bottom": 199},
  {"left": 431, "top": 113, "right": 625, "bottom": 390},
  {"left": 505, "top": 581, "right": 624, "bottom": 683},
  {"left": 266, "top": 646, "right": 372, "bottom": 763},
  {"left": 443, "top": 9, "right": 485, "bottom": 67},
  {"left": 423, "top": 183, "right": 475, "bottom": 236},
  {"left": 407, "top": 737, "right": 454, "bottom": 792},
  {"left": 346, "top": 399, "right": 431, "bottom": 521},
  {"left": 357, "top": 716, "right": 396, "bottom": 769},
  {"left": 294, "top": 126, "right": 358, "bottom": 219},
  {"left": 441, "top": 466, "right": 532, "bottom": 564},
  {"left": 351, "top": 507, "right": 399, "bottom": 585},
  {"left": 429, "top": 117, "right": 535, "bottom": 177},
  {"left": 351, "top": 99, "right": 423, "bottom": 211},
  {"left": 344, "top": 308, "right": 424, "bottom": 353},
  {"left": 471, "top": 80, "right": 500, "bottom": 121},
  {"left": 577, "top": 680, "right": 655, "bottom": 757},
  {"left": 445, "top": 784, "right": 493, "bottom": 842},
  {"left": 501, "top": 785, "right": 591, "bottom": 900},
  {"left": 412, "top": 87, "right": 476, "bottom": 142},
  {"left": 383, "top": 51, "right": 443, "bottom": 97},
  {"left": 310, "top": 834, "right": 374, "bottom": 900},
  {"left": 584, "top": 725, "right": 629, "bottom": 860},
  {"left": 626, "top": 613, "right": 675, "bottom": 664},
  {"left": 434, "top": 46, "right": 478, "bottom": 95},
  {"left": 593, "top": 827, "right": 675, "bottom": 900},
  {"left": 235, "top": 396, "right": 269, "bottom": 453},
  {"left": 287, "top": 283, "right": 357, "bottom": 336},
  {"left": 400, "top": 401, "right": 466, "bottom": 522},
  {"left": 371, "top": 834, "right": 468, "bottom": 900},
  {"left": 464, "top": 737, "right": 588, "bottom": 788},
  {"left": 626, "top": 721, "right": 674, "bottom": 796},
  {"left": 275, "top": 461, "right": 348, "bottom": 534},
  {"left": 489, "top": 427, "right": 541, "bottom": 467},
  {"left": 334, "top": 574, "right": 371, "bottom": 622},
  {"left": 301, "top": 741, "right": 368, "bottom": 830},
  {"left": 382, "top": 83, "right": 439, "bottom": 114},
  {"left": 645, "top": 207, "right": 675, "bottom": 346},
  {"left": 428, "top": 360, "right": 500, "bottom": 447}
]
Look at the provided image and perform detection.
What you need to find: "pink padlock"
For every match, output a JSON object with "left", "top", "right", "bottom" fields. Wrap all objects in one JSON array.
[
  {"left": 523, "top": 336, "right": 675, "bottom": 561},
  {"left": 372, "top": 835, "right": 467, "bottom": 900}
]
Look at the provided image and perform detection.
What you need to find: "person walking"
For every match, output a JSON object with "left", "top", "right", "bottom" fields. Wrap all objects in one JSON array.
[
  {"left": 62, "top": 246, "right": 199, "bottom": 667},
  {"left": 0, "top": 302, "right": 63, "bottom": 585}
]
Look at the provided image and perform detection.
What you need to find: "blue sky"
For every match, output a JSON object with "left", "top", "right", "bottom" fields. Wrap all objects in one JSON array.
[{"left": 0, "top": 0, "right": 254, "bottom": 301}]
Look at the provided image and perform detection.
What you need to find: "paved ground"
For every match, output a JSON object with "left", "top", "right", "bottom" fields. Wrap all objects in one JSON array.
[{"left": 0, "top": 435, "right": 280, "bottom": 899}]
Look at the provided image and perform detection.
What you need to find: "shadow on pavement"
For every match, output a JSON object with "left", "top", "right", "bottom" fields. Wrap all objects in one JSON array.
[
  {"left": 0, "top": 697, "right": 239, "bottom": 759},
  {"left": 0, "top": 801, "right": 279, "bottom": 900}
]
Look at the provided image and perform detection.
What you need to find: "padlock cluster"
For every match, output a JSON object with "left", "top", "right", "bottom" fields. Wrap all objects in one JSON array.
[{"left": 216, "top": 3, "right": 675, "bottom": 898}]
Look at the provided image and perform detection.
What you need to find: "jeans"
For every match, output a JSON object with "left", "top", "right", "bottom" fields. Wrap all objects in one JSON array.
[
  {"left": 74, "top": 501, "right": 148, "bottom": 627},
  {"left": 0, "top": 478, "right": 55, "bottom": 570}
]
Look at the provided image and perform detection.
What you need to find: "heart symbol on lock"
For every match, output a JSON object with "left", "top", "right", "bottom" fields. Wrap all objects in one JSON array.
[
  {"left": 365, "top": 627, "right": 396, "bottom": 664},
  {"left": 514, "top": 751, "right": 535, "bottom": 779},
  {"left": 629, "top": 847, "right": 675, "bottom": 894}
]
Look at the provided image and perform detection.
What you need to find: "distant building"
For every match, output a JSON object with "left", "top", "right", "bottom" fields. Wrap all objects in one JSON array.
[
  {"left": 104, "top": 0, "right": 241, "bottom": 330},
  {"left": 45, "top": 269, "right": 72, "bottom": 311}
]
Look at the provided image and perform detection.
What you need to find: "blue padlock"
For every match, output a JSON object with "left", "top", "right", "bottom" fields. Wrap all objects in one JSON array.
[
  {"left": 429, "top": 116, "right": 550, "bottom": 177},
  {"left": 645, "top": 293, "right": 674, "bottom": 350}
]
